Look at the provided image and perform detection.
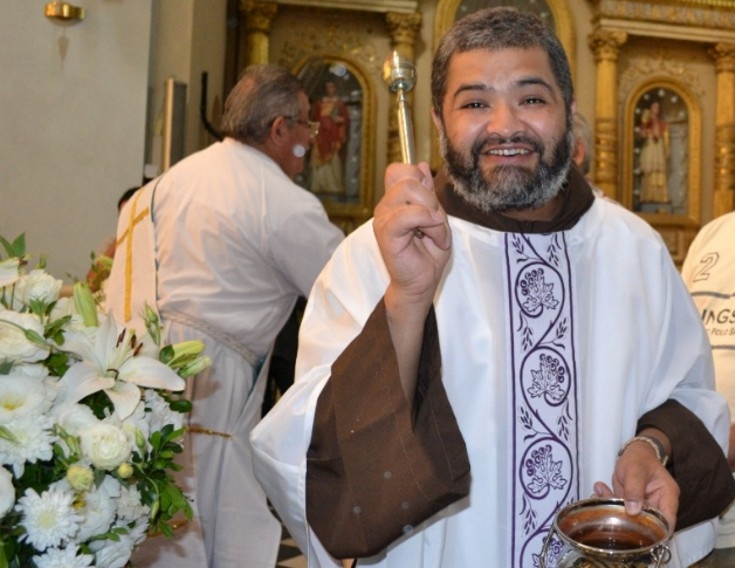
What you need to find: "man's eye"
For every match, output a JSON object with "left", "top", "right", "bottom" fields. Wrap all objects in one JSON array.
[
  {"left": 522, "top": 97, "right": 545, "bottom": 105},
  {"left": 461, "top": 101, "right": 487, "bottom": 109}
]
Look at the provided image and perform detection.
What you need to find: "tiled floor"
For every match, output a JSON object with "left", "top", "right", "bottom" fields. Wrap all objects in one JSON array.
[{"left": 276, "top": 526, "right": 306, "bottom": 568}]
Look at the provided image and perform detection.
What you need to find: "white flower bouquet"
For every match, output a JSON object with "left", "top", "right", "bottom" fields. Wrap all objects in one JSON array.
[{"left": 0, "top": 234, "right": 210, "bottom": 568}]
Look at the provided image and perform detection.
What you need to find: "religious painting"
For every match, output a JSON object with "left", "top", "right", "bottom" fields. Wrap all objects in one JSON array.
[
  {"left": 627, "top": 81, "right": 699, "bottom": 217},
  {"left": 293, "top": 57, "right": 372, "bottom": 205}
]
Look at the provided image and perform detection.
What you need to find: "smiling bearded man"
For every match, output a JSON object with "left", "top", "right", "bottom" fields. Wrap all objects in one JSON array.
[
  {"left": 439, "top": 121, "right": 573, "bottom": 212},
  {"left": 251, "top": 7, "right": 735, "bottom": 568}
]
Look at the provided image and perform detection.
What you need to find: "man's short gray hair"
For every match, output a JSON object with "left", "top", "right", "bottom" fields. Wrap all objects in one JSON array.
[{"left": 220, "top": 64, "right": 304, "bottom": 144}]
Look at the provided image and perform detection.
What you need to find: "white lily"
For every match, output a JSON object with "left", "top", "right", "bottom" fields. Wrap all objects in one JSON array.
[{"left": 58, "top": 314, "right": 185, "bottom": 420}]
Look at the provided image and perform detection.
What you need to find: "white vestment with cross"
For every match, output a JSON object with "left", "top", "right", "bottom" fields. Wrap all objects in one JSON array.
[{"left": 105, "top": 182, "right": 158, "bottom": 336}]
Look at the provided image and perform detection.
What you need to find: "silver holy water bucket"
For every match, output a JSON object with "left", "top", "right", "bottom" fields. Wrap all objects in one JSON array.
[{"left": 539, "top": 498, "right": 672, "bottom": 567}]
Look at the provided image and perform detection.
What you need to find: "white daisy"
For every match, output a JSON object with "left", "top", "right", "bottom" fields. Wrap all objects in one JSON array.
[
  {"left": 144, "top": 388, "right": 185, "bottom": 433},
  {"left": 0, "top": 412, "right": 55, "bottom": 477},
  {"left": 89, "top": 531, "right": 134, "bottom": 568},
  {"left": 127, "top": 517, "right": 150, "bottom": 545},
  {"left": 33, "top": 544, "right": 94, "bottom": 568},
  {"left": 16, "top": 485, "right": 81, "bottom": 550},
  {"left": 116, "top": 484, "right": 149, "bottom": 522},
  {"left": 73, "top": 474, "right": 121, "bottom": 541}
]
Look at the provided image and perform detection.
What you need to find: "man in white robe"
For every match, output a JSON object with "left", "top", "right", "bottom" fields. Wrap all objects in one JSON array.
[
  {"left": 105, "top": 64, "right": 344, "bottom": 567},
  {"left": 250, "top": 8, "right": 733, "bottom": 568}
]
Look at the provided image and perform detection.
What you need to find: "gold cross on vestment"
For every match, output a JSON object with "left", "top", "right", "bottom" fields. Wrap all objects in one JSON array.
[{"left": 116, "top": 190, "right": 149, "bottom": 323}]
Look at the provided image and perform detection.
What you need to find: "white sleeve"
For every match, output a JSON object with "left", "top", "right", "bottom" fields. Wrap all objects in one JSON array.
[{"left": 251, "top": 223, "right": 386, "bottom": 566}]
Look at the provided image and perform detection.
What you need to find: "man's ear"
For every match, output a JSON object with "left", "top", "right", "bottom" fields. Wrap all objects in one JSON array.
[
  {"left": 431, "top": 107, "right": 442, "bottom": 131},
  {"left": 269, "top": 116, "right": 288, "bottom": 142}
]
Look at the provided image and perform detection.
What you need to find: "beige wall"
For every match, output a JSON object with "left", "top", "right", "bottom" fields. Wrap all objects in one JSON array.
[
  {"left": 0, "top": 1, "right": 152, "bottom": 281},
  {"left": 0, "top": 0, "right": 227, "bottom": 283}
]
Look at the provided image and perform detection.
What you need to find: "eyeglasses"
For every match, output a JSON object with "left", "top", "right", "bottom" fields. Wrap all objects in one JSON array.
[{"left": 284, "top": 116, "right": 319, "bottom": 138}]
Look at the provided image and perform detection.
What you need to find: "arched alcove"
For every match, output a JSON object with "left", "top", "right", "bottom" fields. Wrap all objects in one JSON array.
[{"left": 293, "top": 54, "right": 377, "bottom": 233}]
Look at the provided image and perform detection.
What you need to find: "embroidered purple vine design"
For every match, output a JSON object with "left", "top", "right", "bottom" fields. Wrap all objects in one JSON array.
[{"left": 508, "top": 232, "right": 579, "bottom": 567}]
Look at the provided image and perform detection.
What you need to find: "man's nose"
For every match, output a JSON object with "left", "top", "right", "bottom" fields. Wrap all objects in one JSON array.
[{"left": 486, "top": 101, "right": 523, "bottom": 138}]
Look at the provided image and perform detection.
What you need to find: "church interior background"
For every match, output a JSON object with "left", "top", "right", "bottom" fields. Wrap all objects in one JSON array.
[
  {"left": 3, "top": 0, "right": 735, "bottom": 282},
  {"left": 1, "top": 3, "right": 734, "bottom": 566}
]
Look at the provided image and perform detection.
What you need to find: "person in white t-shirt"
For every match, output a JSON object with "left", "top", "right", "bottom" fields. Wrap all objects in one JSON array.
[{"left": 682, "top": 211, "right": 735, "bottom": 566}]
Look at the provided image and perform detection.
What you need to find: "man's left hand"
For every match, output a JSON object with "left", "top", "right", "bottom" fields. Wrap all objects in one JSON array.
[{"left": 593, "top": 439, "right": 679, "bottom": 532}]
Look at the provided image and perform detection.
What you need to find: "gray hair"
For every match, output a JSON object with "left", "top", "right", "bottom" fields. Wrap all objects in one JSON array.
[
  {"left": 220, "top": 64, "right": 304, "bottom": 144},
  {"left": 572, "top": 111, "right": 593, "bottom": 175},
  {"left": 431, "top": 7, "right": 573, "bottom": 121}
]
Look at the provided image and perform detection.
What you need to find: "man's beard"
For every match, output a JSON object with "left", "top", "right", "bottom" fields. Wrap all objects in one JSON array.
[{"left": 439, "top": 127, "right": 573, "bottom": 213}]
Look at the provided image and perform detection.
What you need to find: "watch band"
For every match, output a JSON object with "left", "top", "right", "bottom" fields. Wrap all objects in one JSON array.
[{"left": 617, "top": 435, "right": 669, "bottom": 467}]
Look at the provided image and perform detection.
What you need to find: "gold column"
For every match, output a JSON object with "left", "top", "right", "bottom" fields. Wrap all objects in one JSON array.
[
  {"left": 240, "top": 0, "right": 278, "bottom": 66},
  {"left": 709, "top": 43, "right": 735, "bottom": 217},
  {"left": 385, "top": 11, "right": 422, "bottom": 165},
  {"left": 588, "top": 29, "right": 627, "bottom": 200}
]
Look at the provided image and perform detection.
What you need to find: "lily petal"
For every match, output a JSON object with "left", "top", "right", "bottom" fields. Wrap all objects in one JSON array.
[
  {"left": 120, "top": 357, "right": 185, "bottom": 392},
  {"left": 105, "top": 380, "right": 142, "bottom": 420},
  {"left": 59, "top": 362, "right": 116, "bottom": 404}
]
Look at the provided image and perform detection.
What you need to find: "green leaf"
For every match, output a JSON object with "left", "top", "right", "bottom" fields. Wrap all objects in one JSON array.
[
  {"left": 149, "top": 430, "right": 162, "bottom": 452},
  {"left": 169, "top": 399, "right": 192, "bottom": 413},
  {"left": 0, "top": 234, "right": 25, "bottom": 258},
  {"left": 158, "top": 345, "right": 174, "bottom": 365},
  {"left": 45, "top": 315, "right": 72, "bottom": 342},
  {"left": 0, "top": 540, "right": 9, "bottom": 568},
  {"left": 28, "top": 299, "right": 49, "bottom": 317},
  {"left": 22, "top": 328, "right": 47, "bottom": 347}
]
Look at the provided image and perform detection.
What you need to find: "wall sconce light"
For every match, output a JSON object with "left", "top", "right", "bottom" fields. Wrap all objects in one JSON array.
[{"left": 44, "top": 2, "right": 85, "bottom": 22}]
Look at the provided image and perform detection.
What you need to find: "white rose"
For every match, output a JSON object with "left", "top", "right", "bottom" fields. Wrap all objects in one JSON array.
[
  {"left": 0, "top": 467, "right": 15, "bottom": 516},
  {"left": 53, "top": 402, "right": 98, "bottom": 436},
  {"left": 14, "top": 269, "right": 63, "bottom": 306},
  {"left": 10, "top": 362, "right": 48, "bottom": 378},
  {"left": 79, "top": 423, "right": 130, "bottom": 470},
  {"left": 49, "top": 297, "right": 89, "bottom": 333},
  {"left": 0, "top": 309, "right": 48, "bottom": 364},
  {"left": 0, "top": 257, "right": 20, "bottom": 288}
]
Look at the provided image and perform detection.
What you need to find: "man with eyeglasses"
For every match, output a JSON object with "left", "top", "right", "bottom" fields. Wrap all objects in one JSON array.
[{"left": 105, "top": 64, "right": 344, "bottom": 568}]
